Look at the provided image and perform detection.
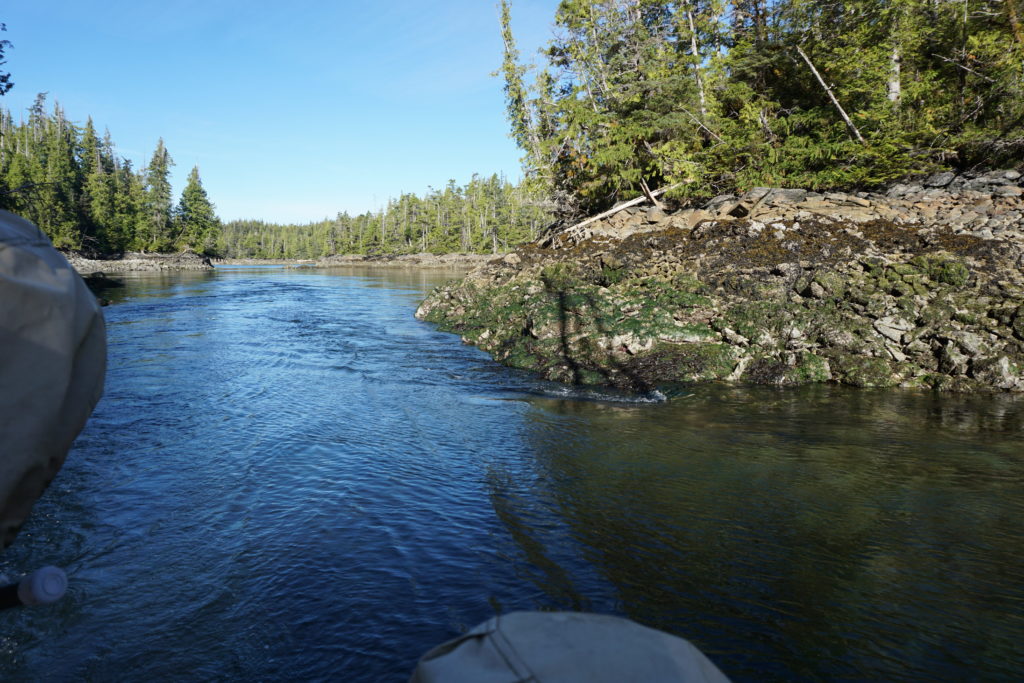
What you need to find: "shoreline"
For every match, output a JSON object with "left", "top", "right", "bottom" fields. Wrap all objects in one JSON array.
[
  {"left": 66, "top": 251, "right": 214, "bottom": 275},
  {"left": 67, "top": 251, "right": 501, "bottom": 275},
  {"left": 215, "top": 253, "right": 499, "bottom": 268},
  {"left": 417, "top": 169, "right": 1024, "bottom": 394}
]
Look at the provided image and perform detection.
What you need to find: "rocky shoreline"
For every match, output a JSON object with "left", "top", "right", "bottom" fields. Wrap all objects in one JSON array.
[
  {"left": 315, "top": 252, "right": 497, "bottom": 268},
  {"left": 68, "top": 251, "right": 493, "bottom": 275},
  {"left": 416, "top": 169, "right": 1024, "bottom": 394},
  {"left": 67, "top": 251, "right": 214, "bottom": 275}
]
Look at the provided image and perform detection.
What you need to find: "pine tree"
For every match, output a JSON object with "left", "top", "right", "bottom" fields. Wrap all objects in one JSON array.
[
  {"left": 499, "top": 0, "right": 1024, "bottom": 215},
  {"left": 174, "top": 166, "right": 219, "bottom": 253},
  {"left": 0, "top": 99, "right": 230, "bottom": 255},
  {"left": 142, "top": 138, "right": 174, "bottom": 251},
  {"left": 39, "top": 103, "right": 81, "bottom": 249},
  {"left": 0, "top": 23, "right": 12, "bottom": 96}
]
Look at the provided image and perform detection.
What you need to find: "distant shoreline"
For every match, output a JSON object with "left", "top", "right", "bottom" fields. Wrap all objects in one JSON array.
[
  {"left": 67, "top": 251, "right": 214, "bottom": 275},
  {"left": 67, "top": 251, "right": 501, "bottom": 275},
  {"left": 214, "top": 253, "right": 501, "bottom": 269}
]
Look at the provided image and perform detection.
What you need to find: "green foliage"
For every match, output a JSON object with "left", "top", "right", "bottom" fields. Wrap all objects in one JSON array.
[
  {"left": 0, "top": 97, "right": 221, "bottom": 255},
  {"left": 142, "top": 138, "right": 174, "bottom": 251},
  {"left": 174, "top": 166, "right": 219, "bottom": 254},
  {"left": 216, "top": 174, "right": 552, "bottom": 259},
  {"left": 499, "top": 0, "right": 1024, "bottom": 214}
]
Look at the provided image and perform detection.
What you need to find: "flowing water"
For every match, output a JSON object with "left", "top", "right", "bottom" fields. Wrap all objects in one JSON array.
[{"left": 1, "top": 265, "right": 1022, "bottom": 681}]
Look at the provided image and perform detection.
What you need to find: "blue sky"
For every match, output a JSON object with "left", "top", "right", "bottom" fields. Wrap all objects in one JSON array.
[{"left": 1, "top": 1, "right": 559, "bottom": 223}]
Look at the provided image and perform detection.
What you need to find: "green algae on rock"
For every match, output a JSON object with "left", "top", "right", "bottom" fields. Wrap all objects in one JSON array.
[{"left": 416, "top": 178, "right": 1024, "bottom": 393}]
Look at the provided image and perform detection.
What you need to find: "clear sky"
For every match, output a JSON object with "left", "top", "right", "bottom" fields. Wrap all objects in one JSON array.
[{"left": 1, "top": 1, "right": 559, "bottom": 223}]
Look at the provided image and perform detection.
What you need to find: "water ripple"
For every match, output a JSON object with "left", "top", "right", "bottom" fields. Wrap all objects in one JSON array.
[{"left": 1, "top": 267, "right": 1021, "bottom": 681}]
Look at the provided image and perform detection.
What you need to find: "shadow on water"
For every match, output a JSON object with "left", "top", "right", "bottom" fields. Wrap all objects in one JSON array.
[{"left": 487, "top": 384, "right": 1024, "bottom": 681}]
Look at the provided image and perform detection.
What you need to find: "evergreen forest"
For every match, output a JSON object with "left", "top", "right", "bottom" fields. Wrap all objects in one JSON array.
[
  {"left": 217, "top": 175, "right": 553, "bottom": 259},
  {"left": 500, "top": 0, "right": 1024, "bottom": 215},
  {"left": 0, "top": 95, "right": 218, "bottom": 254},
  {"left": 3, "top": 2, "right": 1022, "bottom": 257},
  {"left": 0, "top": 96, "right": 552, "bottom": 259}
]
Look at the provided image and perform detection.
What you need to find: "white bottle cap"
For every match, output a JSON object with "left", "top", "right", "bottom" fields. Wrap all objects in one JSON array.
[{"left": 17, "top": 566, "right": 68, "bottom": 605}]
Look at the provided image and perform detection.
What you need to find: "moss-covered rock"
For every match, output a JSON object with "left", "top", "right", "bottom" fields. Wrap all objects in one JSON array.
[{"left": 416, "top": 204, "right": 1024, "bottom": 394}]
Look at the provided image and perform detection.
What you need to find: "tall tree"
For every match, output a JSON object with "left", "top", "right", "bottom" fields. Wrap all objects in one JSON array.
[
  {"left": 174, "top": 166, "right": 219, "bottom": 253},
  {"left": 500, "top": 0, "right": 1024, "bottom": 215},
  {"left": 1, "top": 99, "right": 229, "bottom": 255},
  {"left": 142, "top": 138, "right": 174, "bottom": 251},
  {"left": 0, "top": 23, "right": 12, "bottom": 96}
]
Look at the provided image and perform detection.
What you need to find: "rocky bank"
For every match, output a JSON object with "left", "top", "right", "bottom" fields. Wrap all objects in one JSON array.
[
  {"left": 67, "top": 251, "right": 214, "bottom": 274},
  {"left": 416, "top": 169, "right": 1024, "bottom": 393},
  {"left": 316, "top": 252, "right": 497, "bottom": 268}
]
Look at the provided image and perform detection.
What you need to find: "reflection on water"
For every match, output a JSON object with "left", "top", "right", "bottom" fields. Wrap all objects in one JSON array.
[
  {"left": 507, "top": 387, "right": 1024, "bottom": 680},
  {"left": 2, "top": 266, "right": 1022, "bottom": 681}
]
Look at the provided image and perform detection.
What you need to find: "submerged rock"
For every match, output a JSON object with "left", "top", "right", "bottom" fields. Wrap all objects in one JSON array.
[{"left": 416, "top": 173, "right": 1024, "bottom": 393}]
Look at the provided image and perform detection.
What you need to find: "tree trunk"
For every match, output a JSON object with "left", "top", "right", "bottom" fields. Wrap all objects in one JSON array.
[
  {"left": 796, "top": 46, "right": 866, "bottom": 144},
  {"left": 639, "top": 177, "right": 664, "bottom": 211},
  {"left": 888, "top": 45, "right": 901, "bottom": 108},
  {"left": 685, "top": 6, "right": 708, "bottom": 120}
]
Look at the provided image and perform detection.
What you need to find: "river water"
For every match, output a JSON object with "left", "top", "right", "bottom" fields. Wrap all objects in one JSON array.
[{"left": 2, "top": 265, "right": 1022, "bottom": 681}]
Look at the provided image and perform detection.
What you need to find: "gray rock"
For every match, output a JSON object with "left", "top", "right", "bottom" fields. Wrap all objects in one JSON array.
[
  {"left": 951, "top": 330, "right": 983, "bottom": 356},
  {"left": 965, "top": 178, "right": 997, "bottom": 191},
  {"left": 993, "top": 185, "right": 1023, "bottom": 198},
  {"left": 885, "top": 343, "right": 908, "bottom": 362},
  {"left": 741, "top": 187, "right": 771, "bottom": 202},
  {"left": 705, "top": 194, "right": 737, "bottom": 210},
  {"left": 971, "top": 356, "right": 1018, "bottom": 388},
  {"left": 767, "top": 188, "right": 807, "bottom": 204},
  {"left": 925, "top": 171, "right": 956, "bottom": 188},
  {"left": 874, "top": 316, "right": 913, "bottom": 343},
  {"left": 922, "top": 188, "right": 949, "bottom": 200},
  {"left": 981, "top": 171, "right": 1012, "bottom": 185},
  {"left": 646, "top": 206, "right": 668, "bottom": 222}
]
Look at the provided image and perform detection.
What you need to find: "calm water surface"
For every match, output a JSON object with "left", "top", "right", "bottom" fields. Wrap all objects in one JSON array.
[{"left": 2, "top": 265, "right": 1022, "bottom": 681}]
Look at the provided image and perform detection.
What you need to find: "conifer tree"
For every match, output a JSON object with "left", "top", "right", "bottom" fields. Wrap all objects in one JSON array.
[
  {"left": 499, "top": 0, "right": 1024, "bottom": 215},
  {"left": 39, "top": 103, "right": 81, "bottom": 249},
  {"left": 0, "top": 23, "right": 12, "bottom": 96},
  {"left": 142, "top": 138, "right": 174, "bottom": 251},
  {"left": 0, "top": 99, "right": 230, "bottom": 255},
  {"left": 174, "top": 166, "right": 219, "bottom": 253}
]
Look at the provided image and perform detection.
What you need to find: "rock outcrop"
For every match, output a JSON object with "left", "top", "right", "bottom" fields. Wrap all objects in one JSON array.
[
  {"left": 416, "top": 170, "right": 1024, "bottom": 393},
  {"left": 67, "top": 251, "right": 213, "bottom": 274}
]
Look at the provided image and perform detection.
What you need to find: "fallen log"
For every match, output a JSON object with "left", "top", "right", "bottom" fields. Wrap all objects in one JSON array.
[{"left": 540, "top": 183, "right": 683, "bottom": 247}]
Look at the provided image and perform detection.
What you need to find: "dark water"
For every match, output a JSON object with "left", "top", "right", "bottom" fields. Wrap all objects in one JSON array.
[{"left": 2, "top": 265, "right": 1023, "bottom": 681}]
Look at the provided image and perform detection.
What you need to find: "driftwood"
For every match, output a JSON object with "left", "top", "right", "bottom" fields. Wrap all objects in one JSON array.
[
  {"left": 540, "top": 183, "right": 683, "bottom": 247},
  {"left": 639, "top": 177, "right": 665, "bottom": 211},
  {"left": 796, "top": 46, "right": 866, "bottom": 144}
]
